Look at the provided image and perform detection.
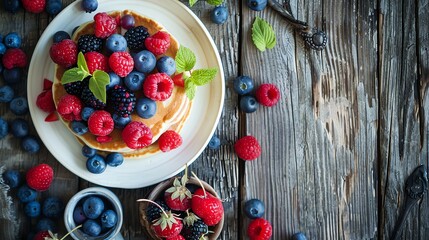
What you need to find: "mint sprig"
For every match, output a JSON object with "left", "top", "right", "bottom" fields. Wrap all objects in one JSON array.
[
  {"left": 175, "top": 46, "right": 218, "bottom": 100},
  {"left": 61, "top": 52, "right": 110, "bottom": 103},
  {"left": 252, "top": 17, "right": 276, "bottom": 51},
  {"left": 189, "top": 0, "right": 224, "bottom": 7}
]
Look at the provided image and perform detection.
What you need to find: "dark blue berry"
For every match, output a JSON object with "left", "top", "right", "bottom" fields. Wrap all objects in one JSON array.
[
  {"left": 17, "top": 184, "right": 38, "bottom": 203},
  {"left": 100, "top": 209, "right": 118, "bottom": 228},
  {"left": 112, "top": 114, "right": 131, "bottom": 129},
  {"left": 121, "top": 14, "right": 135, "bottom": 29},
  {"left": 86, "top": 155, "right": 107, "bottom": 174},
  {"left": 105, "top": 34, "right": 127, "bottom": 54},
  {"left": 107, "top": 72, "right": 122, "bottom": 90},
  {"left": 42, "top": 197, "right": 64, "bottom": 218},
  {"left": 233, "top": 76, "right": 254, "bottom": 95},
  {"left": 81, "top": 0, "right": 98, "bottom": 13},
  {"left": 46, "top": 0, "right": 62, "bottom": 15},
  {"left": 133, "top": 50, "right": 156, "bottom": 73},
  {"left": 83, "top": 219, "right": 101, "bottom": 236},
  {"left": 53, "top": 30, "right": 70, "bottom": 43},
  {"left": 24, "top": 201, "right": 41, "bottom": 218},
  {"left": 0, "top": 43, "right": 6, "bottom": 55},
  {"left": 81, "top": 107, "right": 95, "bottom": 121},
  {"left": 3, "top": 0, "right": 21, "bottom": 13},
  {"left": 82, "top": 145, "right": 96, "bottom": 158},
  {"left": 244, "top": 198, "right": 265, "bottom": 219},
  {"left": 71, "top": 121, "right": 88, "bottom": 135},
  {"left": 73, "top": 205, "right": 87, "bottom": 225},
  {"left": 0, "top": 117, "right": 9, "bottom": 139},
  {"left": 247, "top": 0, "right": 267, "bottom": 11},
  {"left": 211, "top": 6, "right": 228, "bottom": 24},
  {"left": 3, "top": 67, "right": 22, "bottom": 84},
  {"left": 36, "top": 218, "right": 56, "bottom": 232},
  {"left": 4, "top": 32, "right": 21, "bottom": 48},
  {"left": 291, "top": 232, "right": 307, "bottom": 240},
  {"left": 135, "top": 97, "right": 156, "bottom": 119},
  {"left": 106, "top": 152, "right": 124, "bottom": 167},
  {"left": 83, "top": 196, "right": 105, "bottom": 219},
  {"left": 10, "top": 118, "right": 29, "bottom": 138},
  {"left": 208, "top": 134, "right": 221, "bottom": 149},
  {"left": 21, "top": 136, "right": 40, "bottom": 153},
  {"left": 240, "top": 95, "right": 258, "bottom": 113},
  {"left": 156, "top": 56, "right": 176, "bottom": 76},
  {"left": 0, "top": 85, "right": 15, "bottom": 103},
  {"left": 9, "top": 97, "right": 28, "bottom": 115},
  {"left": 3, "top": 169, "right": 21, "bottom": 188},
  {"left": 124, "top": 70, "right": 145, "bottom": 91}
]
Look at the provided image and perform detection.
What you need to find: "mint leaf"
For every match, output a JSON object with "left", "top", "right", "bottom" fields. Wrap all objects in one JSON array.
[
  {"left": 77, "top": 52, "right": 89, "bottom": 74},
  {"left": 189, "top": 68, "right": 217, "bottom": 86},
  {"left": 61, "top": 68, "right": 89, "bottom": 84},
  {"left": 88, "top": 70, "right": 110, "bottom": 103},
  {"left": 252, "top": 17, "right": 276, "bottom": 51},
  {"left": 175, "top": 46, "right": 196, "bottom": 73},
  {"left": 207, "top": 0, "right": 224, "bottom": 5},
  {"left": 189, "top": 0, "right": 198, "bottom": 7},
  {"left": 185, "top": 78, "right": 196, "bottom": 100}
]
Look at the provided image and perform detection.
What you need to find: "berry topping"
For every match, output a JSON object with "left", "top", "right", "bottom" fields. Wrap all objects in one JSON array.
[
  {"left": 255, "top": 83, "right": 280, "bottom": 107},
  {"left": 172, "top": 73, "right": 185, "bottom": 87},
  {"left": 121, "top": 14, "right": 135, "bottom": 29},
  {"left": 86, "top": 154, "right": 107, "bottom": 174},
  {"left": 21, "top": 0, "right": 46, "bottom": 13},
  {"left": 36, "top": 90, "right": 55, "bottom": 113},
  {"left": 96, "top": 134, "right": 113, "bottom": 143},
  {"left": 87, "top": 110, "right": 114, "bottom": 136},
  {"left": 135, "top": 97, "right": 156, "bottom": 119},
  {"left": 77, "top": 34, "right": 103, "bottom": 53},
  {"left": 50, "top": 39, "right": 78, "bottom": 68},
  {"left": 43, "top": 78, "right": 54, "bottom": 90},
  {"left": 145, "top": 31, "right": 171, "bottom": 56},
  {"left": 158, "top": 130, "right": 183, "bottom": 152},
  {"left": 2, "top": 48, "right": 28, "bottom": 69},
  {"left": 247, "top": 218, "right": 272, "bottom": 240},
  {"left": 108, "top": 51, "right": 134, "bottom": 77},
  {"left": 143, "top": 73, "right": 174, "bottom": 101},
  {"left": 108, "top": 85, "right": 136, "bottom": 117},
  {"left": 45, "top": 112, "right": 59, "bottom": 122},
  {"left": 105, "top": 34, "right": 127, "bottom": 53},
  {"left": 26, "top": 163, "right": 54, "bottom": 192},
  {"left": 64, "top": 78, "right": 87, "bottom": 96},
  {"left": 133, "top": 50, "right": 156, "bottom": 73},
  {"left": 124, "top": 26, "right": 150, "bottom": 51},
  {"left": 124, "top": 70, "right": 145, "bottom": 91},
  {"left": 57, "top": 94, "right": 83, "bottom": 121},
  {"left": 191, "top": 188, "right": 223, "bottom": 226},
  {"left": 105, "top": 152, "right": 124, "bottom": 167},
  {"left": 94, "top": 12, "right": 119, "bottom": 39},
  {"left": 156, "top": 56, "right": 176, "bottom": 76},
  {"left": 122, "top": 121, "right": 153, "bottom": 149},
  {"left": 80, "top": 87, "right": 106, "bottom": 110},
  {"left": 234, "top": 135, "right": 261, "bottom": 160},
  {"left": 84, "top": 51, "right": 109, "bottom": 74}
]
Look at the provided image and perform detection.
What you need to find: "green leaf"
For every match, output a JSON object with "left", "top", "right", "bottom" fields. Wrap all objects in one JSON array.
[
  {"left": 88, "top": 70, "right": 110, "bottom": 103},
  {"left": 189, "top": 0, "right": 198, "bottom": 7},
  {"left": 175, "top": 46, "right": 196, "bottom": 73},
  {"left": 206, "top": 0, "right": 224, "bottom": 5},
  {"left": 189, "top": 68, "right": 217, "bottom": 86},
  {"left": 61, "top": 68, "right": 89, "bottom": 84},
  {"left": 252, "top": 17, "right": 277, "bottom": 51},
  {"left": 77, "top": 52, "right": 89, "bottom": 74},
  {"left": 185, "top": 78, "right": 196, "bottom": 100}
]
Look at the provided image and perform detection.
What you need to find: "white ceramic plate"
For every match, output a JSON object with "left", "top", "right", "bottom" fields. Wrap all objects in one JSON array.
[{"left": 28, "top": 0, "right": 224, "bottom": 188}]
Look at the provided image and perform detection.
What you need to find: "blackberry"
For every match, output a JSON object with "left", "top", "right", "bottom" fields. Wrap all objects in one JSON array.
[
  {"left": 77, "top": 34, "right": 103, "bottom": 53},
  {"left": 145, "top": 200, "right": 170, "bottom": 222},
  {"left": 124, "top": 26, "right": 149, "bottom": 51},
  {"left": 182, "top": 219, "right": 209, "bottom": 240},
  {"left": 80, "top": 87, "right": 106, "bottom": 110},
  {"left": 108, "top": 85, "right": 136, "bottom": 117},
  {"left": 64, "top": 79, "right": 88, "bottom": 96}
]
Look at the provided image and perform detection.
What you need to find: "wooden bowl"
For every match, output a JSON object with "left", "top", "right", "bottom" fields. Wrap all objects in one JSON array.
[{"left": 139, "top": 177, "right": 224, "bottom": 240}]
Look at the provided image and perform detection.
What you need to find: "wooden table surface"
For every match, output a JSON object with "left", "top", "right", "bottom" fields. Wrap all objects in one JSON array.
[{"left": 1, "top": 0, "right": 429, "bottom": 239}]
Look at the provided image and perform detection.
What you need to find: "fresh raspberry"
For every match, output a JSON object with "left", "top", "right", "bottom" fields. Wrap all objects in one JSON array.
[
  {"left": 108, "top": 52, "right": 134, "bottom": 77},
  {"left": 26, "top": 164, "right": 54, "bottom": 191},
  {"left": 172, "top": 73, "right": 185, "bottom": 87},
  {"left": 2, "top": 48, "right": 28, "bottom": 69},
  {"left": 94, "top": 12, "right": 119, "bottom": 39},
  {"left": 21, "top": 0, "right": 46, "bottom": 13},
  {"left": 96, "top": 135, "right": 113, "bottom": 143},
  {"left": 36, "top": 90, "right": 55, "bottom": 113},
  {"left": 33, "top": 230, "right": 51, "bottom": 240},
  {"left": 85, "top": 51, "right": 109, "bottom": 74},
  {"left": 255, "top": 83, "right": 280, "bottom": 107},
  {"left": 247, "top": 218, "right": 272, "bottom": 240},
  {"left": 143, "top": 73, "right": 174, "bottom": 101},
  {"left": 87, "top": 110, "right": 114, "bottom": 137},
  {"left": 57, "top": 94, "right": 83, "bottom": 121},
  {"left": 234, "top": 135, "right": 261, "bottom": 160},
  {"left": 158, "top": 130, "right": 183, "bottom": 152},
  {"left": 49, "top": 39, "right": 78, "bottom": 68},
  {"left": 145, "top": 31, "right": 171, "bottom": 55},
  {"left": 122, "top": 121, "right": 153, "bottom": 149}
]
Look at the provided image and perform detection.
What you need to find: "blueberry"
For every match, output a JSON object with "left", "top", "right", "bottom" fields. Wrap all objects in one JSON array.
[
  {"left": 42, "top": 197, "right": 64, "bottom": 218},
  {"left": 208, "top": 134, "right": 221, "bottom": 150},
  {"left": 83, "top": 219, "right": 102, "bottom": 236},
  {"left": 81, "top": 107, "right": 95, "bottom": 121},
  {"left": 81, "top": 0, "right": 98, "bottom": 13},
  {"left": 247, "top": 0, "right": 267, "bottom": 11},
  {"left": 291, "top": 232, "right": 307, "bottom": 240},
  {"left": 36, "top": 218, "right": 56, "bottom": 232},
  {"left": 121, "top": 14, "right": 135, "bottom": 29},
  {"left": 10, "top": 118, "right": 29, "bottom": 138},
  {"left": 112, "top": 114, "right": 131, "bottom": 129},
  {"left": 124, "top": 70, "right": 145, "bottom": 91},
  {"left": 133, "top": 50, "right": 156, "bottom": 73},
  {"left": 3, "top": 67, "right": 22, "bottom": 84},
  {"left": 244, "top": 199, "right": 265, "bottom": 219},
  {"left": 73, "top": 205, "right": 87, "bottom": 225},
  {"left": 0, "top": 43, "right": 6, "bottom": 55},
  {"left": 82, "top": 145, "right": 97, "bottom": 158},
  {"left": 21, "top": 136, "right": 40, "bottom": 153},
  {"left": 71, "top": 121, "right": 88, "bottom": 135},
  {"left": 105, "top": 34, "right": 127, "bottom": 54},
  {"left": 46, "top": 0, "right": 62, "bottom": 15},
  {"left": 86, "top": 154, "right": 107, "bottom": 174},
  {"left": 24, "top": 201, "right": 41, "bottom": 218},
  {"left": 106, "top": 72, "right": 122, "bottom": 90},
  {"left": 0, "top": 85, "right": 15, "bottom": 103},
  {"left": 135, "top": 97, "right": 156, "bottom": 119},
  {"left": 0, "top": 117, "right": 9, "bottom": 139},
  {"left": 82, "top": 196, "right": 105, "bottom": 219},
  {"left": 3, "top": 169, "right": 21, "bottom": 188},
  {"left": 53, "top": 31, "right": 70, "bottom": 43},
  {"left": 4, "top": 32, "right": 21, "bottom": 48},
  {"left": 100, "top": 209, "right": 118, "bottom": 228},
  {"left": 211, "top": 6, "right": 228, "bottom": 24},
  {"left": 9, "top": 97, "right": 28, "bottom": 115},
  {"left": 106, "top": 152, "right": 124, "bottom": 167},
  {"left": 156, "top": 56, "right": 176, "bottom": 76},
  {"left": 233, "top": 76, "right": 254, "bottom": 95},
  {"left": 3, "top": 0, "right": 21, "bottom": 13},
  {"left": 240, "top": 95, "right": 258, "bottom": 113},
  {"left": 17, "top": 184, "right": 38, "bottom": 203}
]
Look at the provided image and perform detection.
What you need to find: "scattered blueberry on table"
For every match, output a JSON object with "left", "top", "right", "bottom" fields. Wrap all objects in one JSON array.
[
  {"left": 244, "top": 198, "right": 265, "bottom": 219},
  {"left": 233, "top": 75, "right": 255, "bottom": 95},
  {"left": 247, "top": 0, "right": 268, "bottom": 11},
  {"left": 208, "top": 134, "right": 221, "bottom": 150},
  {"left": 211, "top": 6, "right": 228, "bottom": 25},
  {"left": 240, "top": 95, "right": 259, "bottom": 113}
]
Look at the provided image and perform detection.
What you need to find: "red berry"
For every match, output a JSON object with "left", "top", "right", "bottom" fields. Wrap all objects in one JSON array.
[
  {"left": 166, "top": 234, "right": 185, "bottom": 240},
  {"left": 158, "top": 130, "right": 182, "bottom": 152},
  {"left": 172, "top": 73, "right": 185, "bottom": 87},
  {"left": 21, "top": 0, "right": 45, "bottom": 13},
  {"left": 109, "top": 51, "right": 134, "bottom": 77},
  {"left": 94, "top": 12, "right": 119, "bottom": 38},
  {"left": 96, "top": 135, "right": 113, "bottom": 143},
  {"left": 85, "top": 51, "right": 110, "bottom": 74},
  {"left": 145, "top": 31, "right": 170, "bottom": 55},
  {"left": 151, "top": 212, "right": 183, "bottom": 238},
  {"left": 36, "top": 90, "right": 55, "bottom": 113},
  {"left": 143, "top": 73, "right": 174, "bottom": 101},
  {"left": 164, "top": 177, "right": 192, "bottom": 211},
  {"left": 191, "top": 188, "right": 223, "bottom": 226},
  {"left": 2, "top": 48, "right": 28, "bottom": 69},
  {"left": 87, "top": 110, "right": 114, "bottom": 137},
  {"left": 43, "top": 78, "right": 53, "bottom": 90},
  {"left": 255, "top": 83, "right": 280, "bottom": 107},
  {"left": 50, "top": 39, "right": 78, "bottom": 68},
  {"left": 44, "top": 112, "right": 58, "bottom": 122},
  {"left": 33, "top": 230, "right": 51, "bottom": 240},
  {"left": 57, "top": 94, "right": 83, "bottom": 121},
  {"left": 234, "top": 135, "right": 261, "bottom": 161},
  {"left": 26, "top": 164, "right": 54, "bottom": 191},
  {"left": 247, "top": 218, "right": 272, "bottom": 240},
  {"left": 122, "top": 121, "right": 153, "bottom": 149}
]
